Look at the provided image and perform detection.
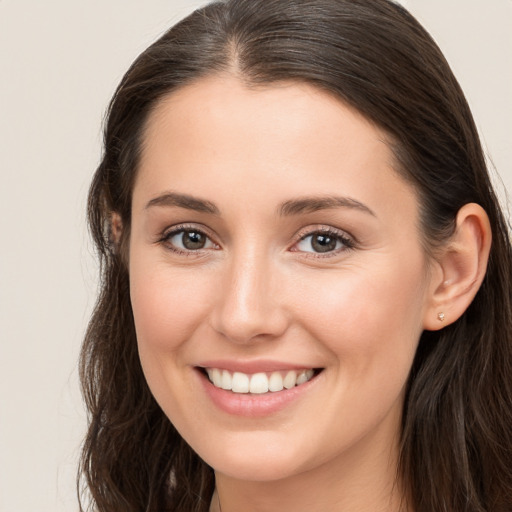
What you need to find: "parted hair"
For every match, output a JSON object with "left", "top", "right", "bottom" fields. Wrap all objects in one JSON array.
[{"left": 79, "top": 0, "right": 512, "bottom": 510}]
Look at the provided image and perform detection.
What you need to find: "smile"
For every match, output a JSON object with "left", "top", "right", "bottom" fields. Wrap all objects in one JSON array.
[{"left": 205, "top": 368, "right": 316, "bottom": 394}]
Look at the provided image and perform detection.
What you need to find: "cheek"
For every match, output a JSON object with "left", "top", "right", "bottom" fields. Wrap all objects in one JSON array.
[
  {"left": 295, "top": 256, "right": 426, "bottom": 381},
  {"left": 129, "top": 261, "right": 217, "bottom": 424},
  {"left": 286, "top": 260, "right": 426, "bottom": 453},
  {"left": 130, "top": 263, "right": 213, "bottom": 352}
]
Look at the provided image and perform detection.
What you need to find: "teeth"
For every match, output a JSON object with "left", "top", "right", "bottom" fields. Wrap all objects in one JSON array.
[
  {"left": 296, "top": 370, "right": 310, "bottom": 385},
  {"left": 206, "top": 368, "right": 315, "bottom": 394},
  {"left": 268, "top": 371, "right": 284, "bottom": 392},
  {"left": 232, "top": 372, "right": 250, "bottom": 393},
  {"left": 249, "top": 373, "right": 268, "bottom": 394},
  {"left": 283, "top": 370, "right": 297, "bottom": 389},
  {"left": 211, "top": 368, "right": 222, "bottom": 387},
  {"left": 221, "top": 370, "right": 232, "bottom": 390}
]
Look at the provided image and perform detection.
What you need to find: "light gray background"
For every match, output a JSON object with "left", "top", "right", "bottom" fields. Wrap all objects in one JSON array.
[{"left": 0, "top": 1, "right": 510, "bottom": 511}]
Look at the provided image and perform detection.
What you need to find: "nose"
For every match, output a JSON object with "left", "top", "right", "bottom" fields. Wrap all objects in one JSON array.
[{"left": 209, "top": 251, "right": 290, "bottom": 344}]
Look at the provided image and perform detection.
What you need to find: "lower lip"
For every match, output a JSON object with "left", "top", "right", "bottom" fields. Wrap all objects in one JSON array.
[{"left": 197, "top": 369, "right": 321, "bottom": 417}]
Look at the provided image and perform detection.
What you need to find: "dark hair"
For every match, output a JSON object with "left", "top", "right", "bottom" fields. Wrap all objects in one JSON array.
[{"left": 79, "top": 0, "right": 512, "bottom": 510}]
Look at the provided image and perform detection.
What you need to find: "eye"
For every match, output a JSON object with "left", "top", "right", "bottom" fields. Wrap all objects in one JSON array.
[
  {"left": 294, "top": 230, "right": 352, "bottom": 254},
  {"left": 163, "top": 228, "right": 217, "bottom": 252}
]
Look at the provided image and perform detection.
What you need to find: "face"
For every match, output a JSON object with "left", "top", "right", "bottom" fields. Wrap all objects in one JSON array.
[{"left": 129, "top": 76, "right": 434, "bottom": 483}]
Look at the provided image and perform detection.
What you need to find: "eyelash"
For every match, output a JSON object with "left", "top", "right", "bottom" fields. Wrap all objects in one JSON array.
[
  {"left": 293, "top": 227, "right": 355, "bottom": 257},
  {"left": 158, "top": 224, "right": 355, "bottom": 258},
  {"left": 158, "top": 224, "right": 219, "bottom": 257}
]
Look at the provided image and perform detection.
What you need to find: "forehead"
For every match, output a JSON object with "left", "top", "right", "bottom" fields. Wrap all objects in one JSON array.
[
  {"left": 142, "top": 76, "right": 389, "bottom": 164},
  {"left": 134, "top": 75, "right": 418, "bottom": 225}
]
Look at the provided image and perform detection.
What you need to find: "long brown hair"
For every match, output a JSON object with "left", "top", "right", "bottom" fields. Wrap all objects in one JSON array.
[{"left": 79, "top": 0, "right": 512, "bottom": 510}]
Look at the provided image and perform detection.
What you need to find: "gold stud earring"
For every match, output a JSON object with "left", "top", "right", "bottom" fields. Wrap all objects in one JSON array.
[{"left": 437, "top": 312, "right": 445, "bottom": 322}]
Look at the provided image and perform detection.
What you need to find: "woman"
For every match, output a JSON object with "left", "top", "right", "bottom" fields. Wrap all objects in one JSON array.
[{"left": 79, "top": 0, "right": 512, "bottom": 510}]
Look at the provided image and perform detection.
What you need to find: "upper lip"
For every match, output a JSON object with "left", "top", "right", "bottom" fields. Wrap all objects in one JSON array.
[{"left": 196, "top": 359, "right": 320, "bottom": 374}]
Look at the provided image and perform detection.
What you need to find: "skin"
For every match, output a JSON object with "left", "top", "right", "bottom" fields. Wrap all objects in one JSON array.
[{"left": 128, "top": 75, "right": 443, "bottom": 511}]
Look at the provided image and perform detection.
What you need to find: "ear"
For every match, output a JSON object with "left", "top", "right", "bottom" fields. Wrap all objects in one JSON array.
[
  {"left": 423, "top": 203, "right": 492, "bottom": 331},
  {"left": 110, "top": 212, "right": 123, "bottom": 247}
]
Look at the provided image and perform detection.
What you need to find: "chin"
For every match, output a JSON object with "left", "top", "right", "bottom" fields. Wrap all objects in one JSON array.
[
  {"left": 211, "top": 455, "right": 304, "bottom": 482},
  {"left": 194, "top": 433, "right": 310, "bottom": 482}
]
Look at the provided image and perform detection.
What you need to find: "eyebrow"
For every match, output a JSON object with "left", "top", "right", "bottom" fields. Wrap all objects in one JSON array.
[
  {"left": 144, "top": 191, "right": 375, "bottom": 217},
  {"left": 145, "top": 192, "right": 220, "bottom": 214},
  {"left": 278, "top": 195, "right": 375, "bottom": 217}
]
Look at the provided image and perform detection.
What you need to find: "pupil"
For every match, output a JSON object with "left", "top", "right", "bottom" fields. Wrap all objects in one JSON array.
[
  {"left": 312, "top": 234, "right": 337, "bottom": 253},
  {"left": 183, "top": 231, "right": 205, "bottom": 250}
]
